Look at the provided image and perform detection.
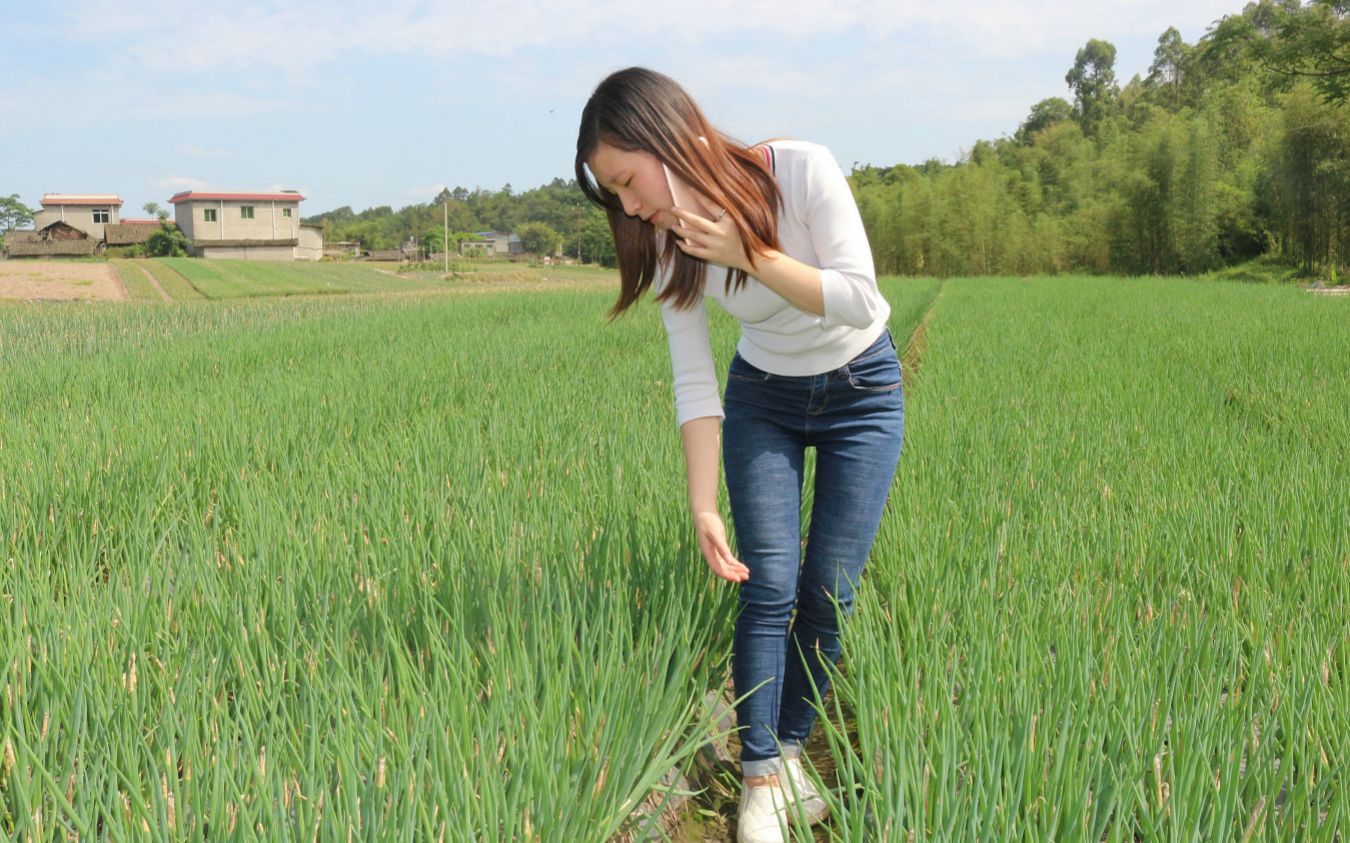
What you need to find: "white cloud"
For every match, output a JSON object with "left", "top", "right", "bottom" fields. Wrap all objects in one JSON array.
[
  {"left": 853, "top": 0, "right": 1235, "bottom": 56},
  {"left": 2, "top": 69, "right": 295, "bottom": 124},
  {"left": 53, "top": 0, "right": 1240, "bottom": 80}
]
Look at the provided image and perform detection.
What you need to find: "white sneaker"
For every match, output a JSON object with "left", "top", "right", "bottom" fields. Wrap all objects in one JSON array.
[
  {"left": 782, "top": 756, "right": 829, "bottom": 825},
  {"left": 737, "top": 778, "right": 789, "bottom": 843}
]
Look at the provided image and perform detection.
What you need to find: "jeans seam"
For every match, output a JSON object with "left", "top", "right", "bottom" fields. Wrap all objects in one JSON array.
[
  {"left": 847, "top": 379, "right": 901, "bottom": 393},
  {"left": 844, "top": 330, "right": 895, "bottom": 366},
  {"left": 725, "top": 335, "right": 904, "bottom": 774}
]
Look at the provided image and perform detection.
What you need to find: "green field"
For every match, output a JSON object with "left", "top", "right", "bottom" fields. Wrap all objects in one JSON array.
[
  {"left": 108, "top": 260, "right": 161, "bottom": 302},
  {"left": 159, "top": 258, "right": 443, "bottom": 298},
  {"left": 0, "top": 277, "right": 1346, "bottom": 840}
]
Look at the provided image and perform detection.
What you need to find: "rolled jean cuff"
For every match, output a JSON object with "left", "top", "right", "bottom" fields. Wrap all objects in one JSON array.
[{"left": 741, "top": 756, "right": 782, "bottom": 778}]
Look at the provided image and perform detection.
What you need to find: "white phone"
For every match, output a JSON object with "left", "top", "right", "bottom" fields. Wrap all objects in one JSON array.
[{"left": 662, "top": 163, "right": 716, "bottom": 227}]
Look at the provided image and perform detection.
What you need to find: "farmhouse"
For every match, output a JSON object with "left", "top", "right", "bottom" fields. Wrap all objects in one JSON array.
[
  {"left": 169, "top": 190, "right": 323, "bottom": 261},
  {"left": 460, "top": 231, "right": 523, "bottom": 257},
  {"left": 7, "top": 194, "right": 122, "bottom": 256},
  {"left": 3, "top": 223, "right": 100, "bottom": 258},
  {"left": 32, "top": 193, "right": 122, "bottom": 240},
  {"left": 104, "top": 218, "right": 165, "bottom": 247}
]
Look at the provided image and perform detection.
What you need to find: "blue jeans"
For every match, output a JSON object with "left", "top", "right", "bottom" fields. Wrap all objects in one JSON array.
[{"left": 722, "top": 329, "right": 904, "bottom": 776}]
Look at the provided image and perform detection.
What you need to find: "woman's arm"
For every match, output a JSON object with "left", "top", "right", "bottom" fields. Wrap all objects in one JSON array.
[
  {"left": 680, "top": 416, "right": 750, "bottom": 583},
  {"left": 736, "top": 248, "right": 824, "bottom": 316},
  {"left": 670, "top": 212, "right": 825, "bottom": 316},
  {"left": 672, "top": 142, "right": 884, "bottom": 329}
]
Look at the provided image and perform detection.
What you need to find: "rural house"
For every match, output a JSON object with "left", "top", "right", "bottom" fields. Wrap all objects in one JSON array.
[
  {"left": 169, "top": 190, "right": 323, "bottom": 261},
  {"left": 32, "top": 193, "right": 122, "bottom": 240},
  {"left": 460, "top": 231, "right": 523, "bottom": 257},
  {"left": 104, "top": 218, "right": 166, "bottom": 248},
  {"left": 5, "top": 193, "right": 124, "bottom": 256},
  {"left": 3, "top": 221, "right": 100, "bottom": 257}
]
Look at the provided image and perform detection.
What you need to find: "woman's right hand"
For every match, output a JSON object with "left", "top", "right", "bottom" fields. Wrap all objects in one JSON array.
[{"left": 693, "top": 510, "right": 750, "bottom": 583}]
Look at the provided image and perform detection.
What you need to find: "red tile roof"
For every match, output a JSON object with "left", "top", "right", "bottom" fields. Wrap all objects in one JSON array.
[
  {"left": 41, "top": 194, "right": 123, "bottom": 206},
  {"left": 169, "top": 191, "right": 305, "bottom": 203}
]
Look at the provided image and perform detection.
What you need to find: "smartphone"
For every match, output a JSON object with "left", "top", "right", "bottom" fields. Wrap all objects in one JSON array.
[{"left": 662, "top": 163, "right": 716, "bottom": 227}]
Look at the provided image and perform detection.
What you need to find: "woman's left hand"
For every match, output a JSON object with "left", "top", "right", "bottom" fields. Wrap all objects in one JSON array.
[{"left": 671, "top": 207, "right": 750, "bottom": 272}]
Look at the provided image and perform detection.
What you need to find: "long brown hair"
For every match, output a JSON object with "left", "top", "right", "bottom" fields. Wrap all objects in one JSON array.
[{"left": 575, "top": 67, "right": 782, "bottom": 315}]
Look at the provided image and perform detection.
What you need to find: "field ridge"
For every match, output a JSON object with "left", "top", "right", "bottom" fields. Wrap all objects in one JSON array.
[
  {"left": 900, "top": 277, "right": 945, "bottom": 389},
  {"left": 138, "top": 265, "right": 172, "bottom": 302}
]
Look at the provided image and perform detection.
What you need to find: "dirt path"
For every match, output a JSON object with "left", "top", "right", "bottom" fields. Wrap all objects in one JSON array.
[
  {"left": 109, "top": 266, "right": 130, "bottom": 300},
  {"left": 138, "top": 265, "right": 173, "bottom": 302}
]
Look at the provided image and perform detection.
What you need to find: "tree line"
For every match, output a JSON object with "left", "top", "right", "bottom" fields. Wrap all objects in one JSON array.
[
  {"left": 853, "top": 0, "right": 1348, "bottom": 279},
  {"left": 303, "top": 180, "right": 616, "bottom": 264},
  {"left": 10, "top": 1, "right": 1339, "bottom": 278}
]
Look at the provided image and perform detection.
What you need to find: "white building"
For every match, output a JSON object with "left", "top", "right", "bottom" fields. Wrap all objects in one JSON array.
[{"left": 169, "top": 190, "right": 323, "bottom": 261}]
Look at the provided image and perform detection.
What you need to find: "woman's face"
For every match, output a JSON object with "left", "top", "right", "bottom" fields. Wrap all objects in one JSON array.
[{"left": 588, "top": 141, "right": 676, "bottom": 229}]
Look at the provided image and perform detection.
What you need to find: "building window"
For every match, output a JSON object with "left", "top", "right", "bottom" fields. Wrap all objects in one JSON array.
[
  {"left": 241, "top": 206, "right": 254, "bottom": 220},
  {"left": 204, "top": 209, "right": 218, "bottom": 222},
  {"left": 282, "top": 208, "right": 292, "bottom": 218},
  {"left": 92, "top": 209, "right": 110, "bottom": 224}
]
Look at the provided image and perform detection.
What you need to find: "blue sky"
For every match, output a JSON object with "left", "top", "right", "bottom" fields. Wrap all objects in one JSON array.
[{"left": 1, "top": 0, "right": 1241, "bottom": 218}]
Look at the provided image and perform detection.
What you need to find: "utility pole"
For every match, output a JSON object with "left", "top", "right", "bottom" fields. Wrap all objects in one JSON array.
[{"left": 443, "top": 201, "right": 449, "bottom": 274}]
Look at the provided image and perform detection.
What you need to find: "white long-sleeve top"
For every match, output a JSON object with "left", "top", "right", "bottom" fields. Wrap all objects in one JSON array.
[{"left": 654, "top": 139, "right": 890, "bottom": 427}]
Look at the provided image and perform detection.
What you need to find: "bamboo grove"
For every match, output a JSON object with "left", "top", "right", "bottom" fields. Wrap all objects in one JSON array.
[{"left": 852, "top": 1, "right": 1350, "bottom": 280}]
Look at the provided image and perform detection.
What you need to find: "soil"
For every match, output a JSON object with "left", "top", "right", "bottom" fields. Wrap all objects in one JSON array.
[
  {"left": 652, "top": 686, "right": 851, "bottom": 843},
  {"left": 0, "top": 261, "right": 128, "bottom": 302}
]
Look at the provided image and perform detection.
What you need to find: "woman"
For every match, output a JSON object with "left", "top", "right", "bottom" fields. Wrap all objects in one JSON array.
[{"left": 576, "top": 67, "right": 903, "bottom": 843}]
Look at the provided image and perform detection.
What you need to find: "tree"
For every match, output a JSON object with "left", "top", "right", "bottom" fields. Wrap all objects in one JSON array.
[
  {"left": 1146, "top": 27, "right": 1193, "bottom": 109},
  {"left": 1267, "top": 82, "right": 1350, "bottom": 273},
  {"left": 1173, "top": 118, "right": 1222, "bottom": 273},
  {"left": 1251, "top": 0, "right": 1349, "bottom": 104},
  {"left": 579, "top": 211, "right": 617, "bottom": 266},
  {"left": 1066, "top": 39, "right": 1121, "bottom": 135},
  {"left": 517, "top": 221, "right": 561, "bottom": 256},
  {"left": 1017, "top": 97, "right": 1075, "bottom": 143},
  {"left": 0, "top": 194, "right": 33, "bottom": 232},
  {"left": 420, "top": 228, "right": 444, "bottom": 257},
  {"left": 144, "top": 222, "right": 190, "bottom": 257},
  {"left": 143, "top": 201, "right": 169, "bottom": 222}
]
